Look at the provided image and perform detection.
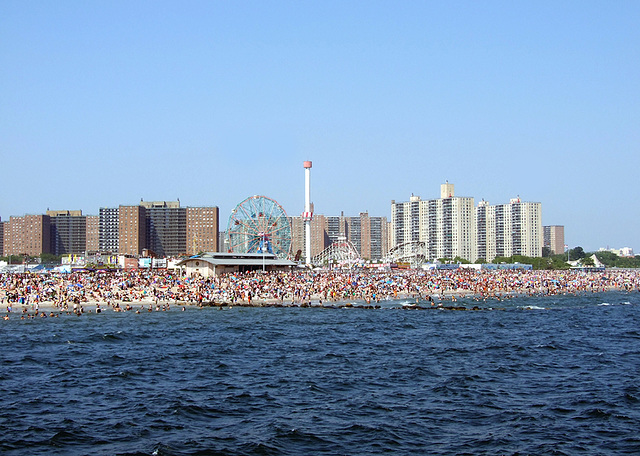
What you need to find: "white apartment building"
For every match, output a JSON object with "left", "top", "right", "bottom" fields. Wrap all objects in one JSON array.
[
  {"left": 477, "top": 197, "right": 542, "bottom": 261},
  {"left": 477, "top": 200, "right": 496, "bottom": 262},
  {"left": 392, "top": 184, "right": 543, "bottom": 264},
  {"left": 391, "top": 183, "right": 476, "bottom": 262}
]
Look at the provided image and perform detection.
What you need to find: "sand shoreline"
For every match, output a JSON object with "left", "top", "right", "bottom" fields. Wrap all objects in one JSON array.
[
  {"left": 4, "top": 285, "right": 626, "bottom": 315},
  {"left": 4, "top": 269, "right": 638, "bottom": 318}
]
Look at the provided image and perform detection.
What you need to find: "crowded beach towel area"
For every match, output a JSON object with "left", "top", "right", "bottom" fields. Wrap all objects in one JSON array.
[{"left": 2, "top": 267, "right": 640, "bottom": 319}]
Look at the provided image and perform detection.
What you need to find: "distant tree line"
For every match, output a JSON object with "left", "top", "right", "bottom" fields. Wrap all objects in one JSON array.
[
  {"left": 593, "top": 251, "right": 640, "bottom": 268},
  {"left": 0, "top": 253, "right": 62, "bottom": 264},
  {"left": 438, "top": 247, "right": 640, "bottom": 270},
  {"left": 488, "top": 247, "right": 640, "bottom": 270}
]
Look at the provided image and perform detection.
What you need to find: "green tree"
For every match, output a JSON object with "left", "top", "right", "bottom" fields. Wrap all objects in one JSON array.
[
  {"left": 551, "top": 256, "right": 570, "bottom": 269},
  {"left": 490, "top": 254, "right": 571, "bottom": 270},
  {"left": 531, "top": 257, "right": 552, "bottom": 269},
  {"left": 453, "top": 256, "right": 470, "bottom": 264},
  {"left": 40, "top": 253, "right": 62, "bottom": 264},
  {"left": 616, "top": 256, "right": 640, "bottom": 268},
  {"left": 569, "top": 246, "right": 586, "bottom": 261},
  {"left": 492, "top": 256, "right": 511, "bottom": 264},
  {"left": 595, "top": 251, "right": 619, "bottom": 267},
  {"left": 1, "top": 255, "right": 25, "bottom": 264}
]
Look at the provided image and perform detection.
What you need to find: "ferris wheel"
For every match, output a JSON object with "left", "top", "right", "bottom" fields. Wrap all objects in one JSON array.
[{"left": 227, "top": 195, "right": 292, "bottom": 259}]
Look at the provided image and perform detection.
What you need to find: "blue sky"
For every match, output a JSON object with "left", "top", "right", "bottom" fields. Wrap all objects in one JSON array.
[{"left": 1, "top": 1, "right": 638, "bottom": 252}]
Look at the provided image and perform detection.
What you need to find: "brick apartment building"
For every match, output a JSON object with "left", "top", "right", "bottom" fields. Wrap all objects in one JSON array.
[
  {"left": 290, "top": 212, "right": 389, "bottom": 262},
  {"left": 2, "top": 214, "right": 51, "bottom": 256},
  {"left": 2, "top": 200, "right": 219, "bottom": 258}
]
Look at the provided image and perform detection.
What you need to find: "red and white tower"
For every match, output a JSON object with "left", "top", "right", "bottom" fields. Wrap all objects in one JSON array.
[{"left": 302, "top": 161, "right": 313, "bottom": 265}]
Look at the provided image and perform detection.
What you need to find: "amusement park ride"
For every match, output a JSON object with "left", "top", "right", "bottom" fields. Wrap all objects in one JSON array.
[
  {"left": 383, "top": 241, "right": 427, "bottom": 268},
  {"left": 311, "top": 234, "right": 360, "bottom": 267},
  {"left": 225, "top": 160, "right": 366, "bottom": 268},
  {"left": 226, "top": 161, "right": 314, "bottom": 264},
  {"left": 226, "top": 195, "right": 292, "bottom": 259}
]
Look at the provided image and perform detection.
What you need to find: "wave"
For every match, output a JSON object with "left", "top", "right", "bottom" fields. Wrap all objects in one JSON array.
[{"left": 2, "top": 293, "right": 640, "bottom": 456}]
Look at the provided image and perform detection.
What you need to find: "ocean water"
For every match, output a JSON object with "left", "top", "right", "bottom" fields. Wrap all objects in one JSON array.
[{"left": 1, "top": 291, "right": 640, "bottom": 456}]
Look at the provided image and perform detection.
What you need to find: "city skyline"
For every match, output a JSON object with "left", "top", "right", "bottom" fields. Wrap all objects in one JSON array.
[
  {"left": 0, "top": 172, "right": 633, "bottom": 255},
  {"left": 2, "top": 2, "right": 638, "bottom": 252}
]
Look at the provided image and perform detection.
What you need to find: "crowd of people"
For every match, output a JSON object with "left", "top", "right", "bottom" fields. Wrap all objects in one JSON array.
[{"left": 2, "top": 267, "right": 639, "bottom": 318}]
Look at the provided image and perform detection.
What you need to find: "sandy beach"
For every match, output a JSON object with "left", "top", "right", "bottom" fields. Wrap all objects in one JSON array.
[
  {"left": 3, "top": 268, "right": 637, "bottom": 319},
  {"left": 0, "top": 270, "right": 640, "bottom": 319}
]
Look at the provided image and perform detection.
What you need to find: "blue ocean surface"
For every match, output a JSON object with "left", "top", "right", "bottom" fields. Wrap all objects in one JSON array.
[{"left": 1, "top": 291, "right": 640, "bottom": 455}]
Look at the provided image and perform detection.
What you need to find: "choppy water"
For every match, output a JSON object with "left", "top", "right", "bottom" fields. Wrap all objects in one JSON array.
[{"left": 2, "top": 291, "right": 640, "bottom": 455}]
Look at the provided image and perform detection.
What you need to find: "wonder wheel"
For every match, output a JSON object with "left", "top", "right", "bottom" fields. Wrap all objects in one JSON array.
[{"left": 227, "top": 195, "right": 292, "bottom": 259}]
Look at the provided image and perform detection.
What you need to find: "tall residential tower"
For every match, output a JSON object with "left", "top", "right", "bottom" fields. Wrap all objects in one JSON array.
[
  {"left": 476, "top": 197, "right": 542, "bottom": 261},
  {"left": 391, "top": 183, "right": 476, "bottom": 262}
]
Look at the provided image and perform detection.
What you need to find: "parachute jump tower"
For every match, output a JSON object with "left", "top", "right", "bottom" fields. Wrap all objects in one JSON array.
[{"left": 302, "top": 161, "right": 313, "bottom": 266}]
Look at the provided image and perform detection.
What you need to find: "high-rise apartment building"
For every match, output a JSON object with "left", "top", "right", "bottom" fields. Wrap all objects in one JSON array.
[
  {"left": 219, "top": 230, "right": 228, "bottom": 254},
  {"left": 99, "top": 201, "right": 219, "bottom": 257},
  {"left": 347, "top": 212, "right": 389, "bottom": 261},
  {"left": 325, "top": 214, "right": 345, "bottom": 246},
  {"left": 99, "top": 207, "right": 120, "bottom": 253},
  {"left": 476, "top": 198, "right": 542, "bottom": 261},
  {"left": 142, "top": 201, "right": 186, "bottom": 257},
  {"left": 291, "top": 214, "right": 322, "bottom": 260},
  {"left": 86, "top": 215, "right": 100, "bottom": 252},
  {"left": 510, "top": 199, "right": 542, "bottom": 257},
  {"left": 391, "top": 195, "right": 421, "bottom": 247},
  {"left": 118, "top": 205, "right": 146, "bottom": 256},
  {"left": 476, "top": 200, "right": 496, "bottom": 262},
  {"left": 289, "top": 217, "right": 304, "bottom": 259},
  {"left": 3, "top": 214, "right": 51, "bottom": 256},
  {"left": 391, "top": 183, "right": 476, "bottom": 262},
  {"left": 543, "top": 225, "right": 565, "bottom": 255},
  {"left": 186, "top": 206, "right": 219, "bottom": 255},
  {"left": 290, "top": 213, "right": 328, "bottom": 260},
  {"left": 2, "top": 200, "right": 219, "bottom": 258},
  {"left": 290, "top": 212, "right": 389, "bottom": 261},
  {"left": 47, "top": 210, "right": 87, "bottom": 256},
  {"left": 345, "top": 215, "right": 363, "bottom": 255}
]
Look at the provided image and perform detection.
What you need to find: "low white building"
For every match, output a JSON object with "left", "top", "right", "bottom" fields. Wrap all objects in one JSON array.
[
  {"left": 598, "top": 247, "right": 635, "bottom": 257},
  {"left": 618, "top": 247, "right": 634, "bottom": 257},
  {"left": 176, "top": 252, "right": 296, "bottom": 278}
]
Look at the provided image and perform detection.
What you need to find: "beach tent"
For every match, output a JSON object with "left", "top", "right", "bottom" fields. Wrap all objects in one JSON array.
[{"left": 53, "top": 265, "right": 72, "bottom": 273}]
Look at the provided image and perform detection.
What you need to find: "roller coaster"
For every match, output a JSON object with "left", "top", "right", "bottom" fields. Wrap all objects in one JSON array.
[
  {"left": 383, "top": 241, "right": 426, "bottom": 268},
  {"left": 311, "top": 235, "right": 361, "bottom": 268}
]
